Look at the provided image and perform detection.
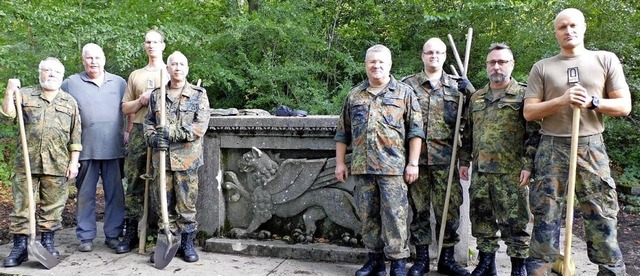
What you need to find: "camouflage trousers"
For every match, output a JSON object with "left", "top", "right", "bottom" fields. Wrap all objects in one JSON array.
[
  {"left": 408, "top": 165, "right": 462, "bottom": 248},
  {"left": 470, "top": 171, "right": 530, "bottom": 258},
  {"left": 10, "top": 173, "right": 69, "bottom": 234},
  {"left": 527, "top": 135, "right": 626, "bottom": 275},
  {"left": 123, "top": 124, "right": 148, "bottom": 220},
  {"left": 153, "top": 168, "right": 199, "bottom": 234},
  {"left": 353, "top": 174, "right": 410, "bottom": 260}
]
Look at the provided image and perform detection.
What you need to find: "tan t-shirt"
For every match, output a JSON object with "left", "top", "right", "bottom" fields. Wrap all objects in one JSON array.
[
  {"left": 122, "top": 67, "right": 167, "bottom": 124},
  {"left": 525, "top": 50, "right": 628, "bottom": 136}
]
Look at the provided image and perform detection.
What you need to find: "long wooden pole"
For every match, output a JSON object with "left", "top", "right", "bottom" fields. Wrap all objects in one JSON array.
[
  {"left": 436, "top": 30, "right": 472, "bottom": 264},
  {"left": 447, "top": 34, "right": 465, "bottom": 76},
  {"left": 563, "top": 106, "right": 580, "bottom": 275},
  {"left": 463, "top": 28, "right": 473, "bottom": 76}
]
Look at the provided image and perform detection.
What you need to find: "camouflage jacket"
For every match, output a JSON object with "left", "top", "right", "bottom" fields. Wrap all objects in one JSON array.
[
  {"left": 402, "top": 72, "right": 465, "bottom": 166},
  {"left": 4, "top": 87, "right": 83, "bottom": 176},
  {"left": 335, "top": 75, "right": 424, "bottom": 175},
  {"left": 144, "top": 82, "right": 211, "bottom": 171},
  {"left": 460, "top": 78, "right": 541, "bottom": 173}
]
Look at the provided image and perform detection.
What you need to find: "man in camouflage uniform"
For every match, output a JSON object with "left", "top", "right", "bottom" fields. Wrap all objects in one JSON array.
[
  {"left": 335, "top": 44, "right": 424, "bottom": 276},
  {"left": 459, "top": 43, "right": 540, "bottom": 276},
  {"left": 118, "top": 29, "right": 167, "bottom": 253},
  {"left": 1, "top": 57, "right": 82, "bottom": 267},
  {"left": 401, "top": 37, "right": 470, "bottom": 276},
  {"left": 523, "top": 8, "right": 630, "bottom": 275},
  {"left": 145, "top": 51, "right": 210, "bottom": 263}
]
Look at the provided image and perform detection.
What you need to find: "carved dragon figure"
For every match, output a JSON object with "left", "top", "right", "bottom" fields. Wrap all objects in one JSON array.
[{"left": 224, "top": 147, "right": 361, "bottom": 242}]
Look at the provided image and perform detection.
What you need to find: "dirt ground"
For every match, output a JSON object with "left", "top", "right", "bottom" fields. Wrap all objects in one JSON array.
[{"left": 0, "top": 183, "right": 638, "bottom": 274}]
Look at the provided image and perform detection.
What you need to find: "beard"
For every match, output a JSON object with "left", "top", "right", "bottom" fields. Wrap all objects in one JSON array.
[
  {"left": 40, "top": 78, "right": 61, "bottom": 91},
  {"left": 489, "top": 73, "right": 507, "bottom": 83}
]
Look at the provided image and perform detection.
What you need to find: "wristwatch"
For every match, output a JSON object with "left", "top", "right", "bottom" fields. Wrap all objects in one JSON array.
[
  {"left": 588, "top": 95, "right": 600, "bottom": 110},
  {"left": 408, "top": 160, "right": 419, "bottom": 167}
]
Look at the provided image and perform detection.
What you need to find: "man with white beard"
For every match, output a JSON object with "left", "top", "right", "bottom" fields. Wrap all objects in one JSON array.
[{"left": 1, "top": 57, "right": 83, "bottom": 267}]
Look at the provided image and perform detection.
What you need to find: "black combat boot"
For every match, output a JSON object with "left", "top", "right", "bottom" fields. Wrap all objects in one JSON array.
[
  {"left": 437, "top": 247, "right": 470, "bottom": 276},
  {"left": 41, "top": 231, "right": 60, "bottom": 258},
  {"left": 356, "top": 252, "right": 386, "bottom": 276},
  {"left": 471, "top": 251, "right": 496, "bottom": 276},
  {"left": 390, "top": 258, "right": 407, "bottom": 276},
  {"left": 116, "top": 219, "right": 140, "bottom": 254},
  {"left": 510, "top": 257, "right": 526, "bottom": 276},
  {"left": 3, "top": 234, "right": 28, "bottom": 267},
  {"left": 408, "top": 245, "right": 430, "bottom": 276},
  {"left": 179, "top": 232, "right": 199, "bottom": 262}
]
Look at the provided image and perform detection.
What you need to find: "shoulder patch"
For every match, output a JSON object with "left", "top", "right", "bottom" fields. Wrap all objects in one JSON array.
[
  {"left": 400, "top": 74, "right": 415, "bottom": 82},
  {"left": 191, "top": 84, "right": 205, "bottom": 93}
]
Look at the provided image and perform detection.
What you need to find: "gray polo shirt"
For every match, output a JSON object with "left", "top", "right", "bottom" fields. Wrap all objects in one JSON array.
[{"left": 62, "top": 71, "right": 127, "bottom": 160}]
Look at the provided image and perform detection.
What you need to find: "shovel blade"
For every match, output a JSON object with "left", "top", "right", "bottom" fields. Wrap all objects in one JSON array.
[
  {"left": 28, "top": 241, "right": 60, "bottom": 269},
  {"left": 154, "top": 232, "right": 181, "bottom": 269}
]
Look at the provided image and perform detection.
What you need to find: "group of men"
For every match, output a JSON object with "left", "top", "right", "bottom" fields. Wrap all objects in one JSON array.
[
  {"left": 1, "top": 29, "right": 210, "bottom": 267},
  {"left": 336, "top": 8, "right": 630, "bottom": 276},
  {"left": 0, "top": 7, "right": 632, "bottom": 276}
]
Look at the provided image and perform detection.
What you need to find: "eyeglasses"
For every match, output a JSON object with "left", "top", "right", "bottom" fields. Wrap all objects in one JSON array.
[
  {"left": 423, "top": 51, "right": 446, "bottom": 56},
  {"left": 486, "top": 60, "right": 512, "bottom": 66},
  {"left": 39, "top": 68, "right": 64, "bottom": 75}
]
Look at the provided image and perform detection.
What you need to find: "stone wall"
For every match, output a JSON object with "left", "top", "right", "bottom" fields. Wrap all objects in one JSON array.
[{"left": 196, "top": 115, "right": 470, "bottom": 264}]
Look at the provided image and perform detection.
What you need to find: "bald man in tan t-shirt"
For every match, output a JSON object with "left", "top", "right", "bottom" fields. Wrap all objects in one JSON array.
[{"left": 523, "top": 8, "right": 631, "bottom": 276}]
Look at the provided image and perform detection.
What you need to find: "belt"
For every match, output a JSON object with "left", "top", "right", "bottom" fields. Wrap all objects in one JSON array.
[{"left": 541, "top": 134, "right": 602, "bottom": 145}]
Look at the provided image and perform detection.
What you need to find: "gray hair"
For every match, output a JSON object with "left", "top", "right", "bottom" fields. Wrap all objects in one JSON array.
[
  {"left": 38, "top": 57, "right": 65, "bottom": 74},
  {"left": 365, "top": 44, "right": 392, "bottom": 61}
]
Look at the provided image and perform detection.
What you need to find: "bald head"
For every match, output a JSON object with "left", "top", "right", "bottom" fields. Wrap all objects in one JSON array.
[
  {"left": 166, "top": 51, "right": 189, "bottom": 84},
  {"left": 553, "top": 8, "right": 587, "bottom": 53},
  {"left": 422, "top": 38, "right": 446, "bottom": 53},
  {"left": 554, "top": 8, "right": 585, "bottom": 28},
  {"left": 421, "top": 37, "right": 447, "bottom": 73}
]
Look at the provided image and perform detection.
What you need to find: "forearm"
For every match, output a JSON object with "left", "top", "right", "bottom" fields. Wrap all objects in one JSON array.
[
  {"left": 126, "top": 114, "right": 134, "bottom": 132},
  {"left": 523, "top": 97, "right": 565, "bottom": 121},
  {"left": 69, "top": 151, "right": 80, "bottom": 165},
  {"left": 336, "top": 142, "right": 347, "bottom": 164},
  {"left": 407, "top": 137, "right": 421, "bottom": 163},
  {"left": 1, "top": 91, "right": 16, "bottom": 118},
  {"left": 121, "top": 99, "right": 143, "bottom": 115},
  {"left": 596, "top": 97, "right": 632, "bottom": 117}
]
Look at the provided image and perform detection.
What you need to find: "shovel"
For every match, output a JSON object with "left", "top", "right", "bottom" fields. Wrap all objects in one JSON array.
[
  {"left": 137, "top": 147, "right": 152, "bottom": 254},
  {"left": 14, "top": 90, "right": 60, "bottom": 269},
  {"left": 154, "top": 68, "right": 180, "bottom": 269}
]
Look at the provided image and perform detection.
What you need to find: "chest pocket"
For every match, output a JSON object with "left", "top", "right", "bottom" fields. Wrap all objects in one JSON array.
[
  {"left": 22, "top": 100, "right": 43, "bottom": 124},
  {"left": 54, "top": 105, "right": 73, "bottom": 131},
  {"left": 350, "top": 100, "right": 369, "bottom": 126},
  {"left": 178, "top": 99, "right": 199, "bottom": 125},
  {"left": 497, "top": 97, "right": 523, "bottom": 111},
  {"left": 443, "top": 92, "right": 461, "bottom": 125},
  {"left": 381, "top": 97, "right": 404, "bottom": 129}
]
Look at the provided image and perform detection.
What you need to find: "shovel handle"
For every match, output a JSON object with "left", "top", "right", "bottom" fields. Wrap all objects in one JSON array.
[
  {"left": 463, "top": 28, "right": 473, "bottom": 77},
  {"left": 436, "top": 92, "right": 465, "bottom": 264},
  {"left": 138, "top": 147, "right": 152, "bottom": 253},
  {"left": 158, "top": 68, "right": 171, "bottom": 235},
  {"left": 563, "top": 106, "right": 580, "bottom": 275},
  {"left": 14, "top": 91, "right": 37, "bottom": 242},
  {"left": 447, "top": 34, "right": 465, "bottom": 77}
]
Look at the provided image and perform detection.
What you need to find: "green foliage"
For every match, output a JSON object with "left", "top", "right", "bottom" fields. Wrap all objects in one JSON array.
[
  {"left": 0, "top": 121, "right": 16, "bottom": 185},
  {"left": 604, "top": 116, "right": 640, "bottom": 188},
  {"left": 0, "top": 0, "right": 638, "bottom": 191}
]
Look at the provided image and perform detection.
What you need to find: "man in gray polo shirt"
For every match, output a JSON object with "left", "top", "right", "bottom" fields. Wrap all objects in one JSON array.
[{"left": 61, "top": 43, "right": 128, "bottom": 253}]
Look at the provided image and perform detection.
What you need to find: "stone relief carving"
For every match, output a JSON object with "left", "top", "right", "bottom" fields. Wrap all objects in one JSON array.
[{"left": 224, "top": 147, "right": 361, "bottom": 243}]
